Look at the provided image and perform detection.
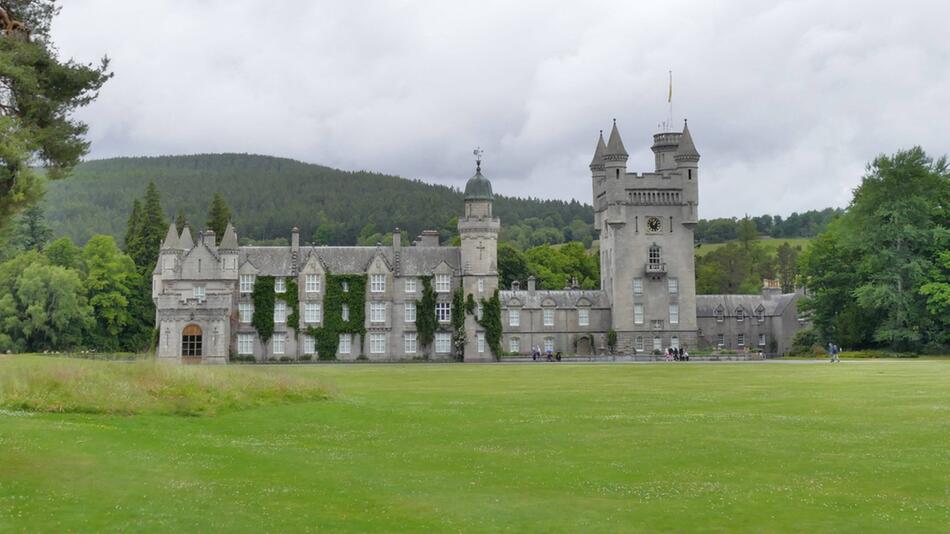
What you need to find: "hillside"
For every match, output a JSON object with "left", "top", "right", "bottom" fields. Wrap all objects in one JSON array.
[
  {"left": 694, "top": 237, "right": 812, "bottom": 258},
  {"left": 41, "top": 154, "right": 594, "bottom": 246}
]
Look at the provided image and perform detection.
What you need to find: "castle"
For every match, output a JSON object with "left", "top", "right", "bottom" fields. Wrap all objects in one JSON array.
[{"left": 152, "top": 121, "right": 806, "bottom": 363}]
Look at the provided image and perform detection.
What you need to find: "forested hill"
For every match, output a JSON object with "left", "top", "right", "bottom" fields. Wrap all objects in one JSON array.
[{"left": 42, "top": 154, "right": 593, "bottom": 246}]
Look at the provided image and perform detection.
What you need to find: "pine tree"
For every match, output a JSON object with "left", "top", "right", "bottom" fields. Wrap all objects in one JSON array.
[
  {"left": 124, "top": 199, "right": 141, "bottom": 253},
  {"left": 175, "top": 208, "right": 187, "bottom": 234},
  {"left": 206, "top": 193, "right": 231, "bottom": 244},
  {"left": 15, "top": 204, "right": 52, "bottom": 251},
  {"left": 134, "top": 182, "right": 166, "bottom": 271}
]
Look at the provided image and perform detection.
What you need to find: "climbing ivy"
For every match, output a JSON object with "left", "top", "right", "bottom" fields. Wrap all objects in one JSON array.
[
  {"left": 464, "top": 293, "right": 476, "bottom": 315},
  {"left": 477, "top": 289, "right": 503, "bottom": 359},
  {"left": 305, "top": 273, "right": 367, "bottom": 360},
  {"left": 285, "top": 277, "right": 299, "bottom": 338},
  {"left": 416, "top": 275, "right": 436, "bottom": 357},
  {"left": 251, "top": 276, "right": 276, "bottom": 344},
  {"left": 452, "top": 288, "right": 466, "bottom": 360}
]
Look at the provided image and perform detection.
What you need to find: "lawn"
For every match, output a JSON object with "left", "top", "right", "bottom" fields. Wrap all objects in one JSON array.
[{"left": 2, "top": 357, "right": 949, "bottom": 532}]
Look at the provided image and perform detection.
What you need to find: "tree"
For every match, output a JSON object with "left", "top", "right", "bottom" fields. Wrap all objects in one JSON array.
[
  {"left": 0, "top": 1, "right": 111, "bottom": 232},
  {"left": 132, "top": 181, "right": 166, "bottom": 271},
  {"left": 206, "top": 193, "right": 230, "bottom": 243},
  {"left": 776, "top": 243, "right": 800, "bottom": 293},
  {"left": 14, "top": 203, "right": 51, "bottom": 250},
  {"left": 123, "top": 199, "right": 141, "bottom": 253},
  {"left": 497, "top": 242, "right": 528, "bottom": 289},
  {"left": 44, "top": 236, "right": 80, "bottom": 269},
  {"left": 175, "top": 208, "right": 187, "bottom": 234},
  {"left": 80, "top": 235, "right": 141, "bottom": 350}
]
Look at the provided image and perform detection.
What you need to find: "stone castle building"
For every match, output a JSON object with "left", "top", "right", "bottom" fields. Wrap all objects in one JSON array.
[{"left": 153, "top": 121, "right": 806, "bottom": 363}]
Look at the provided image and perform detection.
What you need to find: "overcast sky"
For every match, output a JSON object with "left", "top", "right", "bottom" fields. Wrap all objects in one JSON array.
[{"left": 53, "top": 1, "right": 950, "bottom": 219}]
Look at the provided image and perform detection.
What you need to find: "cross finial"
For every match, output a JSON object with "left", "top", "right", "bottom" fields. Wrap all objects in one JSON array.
[{"left": 473, "top": 147, "right": 483, "bottom": 173}]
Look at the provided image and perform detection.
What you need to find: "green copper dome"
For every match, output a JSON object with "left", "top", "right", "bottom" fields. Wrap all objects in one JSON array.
[{"left": 464, "top": 170, "right": 494, "bottom": 201}]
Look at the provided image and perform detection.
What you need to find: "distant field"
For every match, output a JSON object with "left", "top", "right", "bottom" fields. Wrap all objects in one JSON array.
[
  {"left": 695, "top": 236, "right": 812, "bottom": 257},
  {"left": 2, "top": 357, "right": 949, "bottom": 532}
]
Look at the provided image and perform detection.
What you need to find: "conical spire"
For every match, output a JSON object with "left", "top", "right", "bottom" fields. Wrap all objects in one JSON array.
[
  {"left": 589, "top": 130, "right": 606, "bottom": 169},
  {"left": 161, "top": 223, "right": 180, "bottom": 249},
  {"left": 179, "top": 225, "right": 195, "bottom": 249},
  {"left": 219, "top": 222, "right": 238, "bottom": 249},
  {"left": 604, "top": 119, "right": 628, "bottom": 159},
  {"left": 675, "top": 119, "right": 700, "bottom": 160}
]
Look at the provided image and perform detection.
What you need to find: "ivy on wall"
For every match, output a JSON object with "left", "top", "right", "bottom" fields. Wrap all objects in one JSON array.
[
  {"left": 451, "top": 287, "right": 466, "bottom": 360},
  {"left": 285, "top": 277, "right": 299, "bottom": 337},
  {"left": 305, "top": 273, "right": 367, "bottom": 360},
  {"left": 477, "top": 289, "right": 502, "bottom": 359},
  {"left": 251, "top": 276, "right": 276, "bottom": 344},
  {"left": 416, "top": 275, "right": 436, "bottom": 357}
]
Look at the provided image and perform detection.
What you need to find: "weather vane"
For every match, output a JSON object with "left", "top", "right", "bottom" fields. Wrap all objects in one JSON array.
[{"left": 473, "top": 147, "right": 483, "bottom": 172}]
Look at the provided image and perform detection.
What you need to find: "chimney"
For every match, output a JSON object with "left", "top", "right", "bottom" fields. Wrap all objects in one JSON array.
[
  {"left": 203, "top": 230, "right": 216, "bottom": 249},
  {"left": 291, "top": 226, "right": 300, "bottom": 251},
  {"left": 527, "top": 275, "right": 536, "bottom": 293},
  {"left": 392, "top": 227, "right": 401, "bottom": 249},
  {"left": 417, "top": 230, "right": 440, "bottom": 247},
  {"left": 511, "top": 280, "right": 521, "bottom": 291}
]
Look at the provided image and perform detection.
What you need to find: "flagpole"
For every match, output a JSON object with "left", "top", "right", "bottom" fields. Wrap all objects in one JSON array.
[{"left": 668, "top": 70, "right": 673, "bottom": 132}]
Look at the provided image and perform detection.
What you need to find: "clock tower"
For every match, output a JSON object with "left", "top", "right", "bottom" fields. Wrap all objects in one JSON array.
[{"left": 591, "top": 119, "right": 700, "bottom": 354}]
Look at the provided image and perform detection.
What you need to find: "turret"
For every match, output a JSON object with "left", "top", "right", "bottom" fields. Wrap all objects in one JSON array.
[
  {"left": 590, "top": 131, "right": 607, "bottom": 232},
  {"left": 674, "top": 119, "right": 700, "bottom": 223},
  {"left": 603, "top": 119, "right": 628, "bottom": 181},
  {"left": 219, "top": 222, "right": 239, "bottom": 276}
]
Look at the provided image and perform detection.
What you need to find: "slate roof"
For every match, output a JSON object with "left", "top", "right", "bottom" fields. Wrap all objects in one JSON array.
[
  {"left": 500, "top": 289, "right": 610, "bottom": 309},
  {"left": 675, "top": 120, "right": 700, "bottom": 159},
  {"left": 604, "top": 120, "right": 628, "bottom": 158},
  {"left": 240, "top": 245, "right": 461, "bottom": 276},
  {"left": 589, "top": 131, "right": 606, "bottom": 168},
  {"left": 695, "top": 293, "right": 797, "bottom": 318}
]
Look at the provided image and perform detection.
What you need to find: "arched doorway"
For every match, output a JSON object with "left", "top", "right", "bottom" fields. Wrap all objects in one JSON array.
[
  {"left": 181, "top": 324, "right": 203, "bottom": 364},
  {"left": 576, "top": 335, "right": 593, "bottom": 356}
]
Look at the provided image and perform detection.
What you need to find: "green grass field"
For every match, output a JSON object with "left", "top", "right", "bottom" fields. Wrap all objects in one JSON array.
[
  {"left": 3, "top": 357, "right": 950, "bottom": 532},
  {"left": 694, "top": 237, "right": 812, "bottom": 258}
]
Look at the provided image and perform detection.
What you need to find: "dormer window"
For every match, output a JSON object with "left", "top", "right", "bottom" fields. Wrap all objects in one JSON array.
[
  {"left": 715, "top": 307, "right": 724, "bottom": 322},
  {"left": 736, "top": 308, "right": 745, "bottom": 322},
  {"left": 756, "top": 306, "right": 765, "bottom": 322}
]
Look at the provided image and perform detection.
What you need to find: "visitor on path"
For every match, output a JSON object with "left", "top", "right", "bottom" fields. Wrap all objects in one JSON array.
[
  {"left": 546, "top": 348, "right": 553, "bottom": 361},
  {"left": 555, "top": 351, "right": 562, "bottom": 362},
  {"left": 532, "top": 345, "right": 539, "bottom": 361},
  {"left": 829, "top": 342, "right": 840, "bottom": 363},
  {"left": 683, "top": 349, "right": 689, "bottom": 361}
]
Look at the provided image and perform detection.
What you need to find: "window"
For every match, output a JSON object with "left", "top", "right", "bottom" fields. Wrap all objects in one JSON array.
[
  {"left": 238, "top": 334, "right": 253, "bottom": 355},
  {"left": 370, "top": 274, "right": 386, "bottom": 293},
  {"left": 717, "top": 333, "right": 725, "bottom": 347},
  {"left": 404, "top": 333, "right": 417, "bottom": 354},
  {"left": 669, "top": 304, "right": 679, "bottom": 325},
  {"left": 342, "top": 281, "right": 349, "bottom": 292},
  {"left": 477, "top": 278, "right": 485, "bottom": 293},
  {"left": 649, "top": 245, "right": 661, "bottom": 265},
  {"left": 436, "top": 302, "right": 451, "bottom": 322},
  {"left": 634, "top": 304, "right": 644, "bottom": 325},
  {"left": 716, "top": 308, "right": 724, "bottom": 322},
  {"left": 274, "top": 277, "right": 286, "bottom": 293},
  {"left": 239, "top": 303, "right": 253, "bottom": 323},
  {"left": 671, "top": 335, "right": 680, "bottom": 349},
  {"left": 305, "top": 274, "right": 320, "bottom": 293},
  {"left": 371, "top": 302, "right": 386, "bottom": 323},
  {"left": 544, "top": 338, "right": 554, "bottom": 352},
  {"left": 338, "top": 334, "right": 351, "bottom": 354},
  {"left": 405, "top": 278, "right": 416, "bottom": 293},
  {"left": 477, "top": 303, "right": 483, "bottom": 320},
  {"left": 633, "top": 278, "right": 643, "bottom": 296},
  {"left": 509, "top": 309, "right": 520, "bottom": 326},
  {"left": 543, "top": 308, "right": 554, "bottom": 326},
  {"left": 738, "top": 333, "right": 746, "bottom": 347},
  {"left": 192, "top": 286, "right": 205, "bottom": 301},
  {"left": 404, "top": 302, "right": 416, "bottom": 322},
  {"left": 736, "top": 308, "right": 745, "bottom": 322},
  {"left": 668, "top": 278, "right": 678, "bottom": 295},
  {"left": 302, "top": 335, "right": 315, "bottom": 355},
  {"left": 435, "top": 274, "right": 451, "bottom": 293},
  {"left": 273, "top": 301, "right": 286, "bottom": 324},
  {"left": 653, "top": 336, "right": 662, "bottom": 351},
  {"left": 757, "top": 307, "right": 765, "bottom": 322},
  {"left": 370, "top": 333, "right": 386, "bottom": 354},
  {"left": 435, "top": 332, "right": 451, "bottom": 354},
  {"left": 305, "top": 302, "right": 321, "bottom": 323},
  {"left": 509, "top": 338, "right": 520, "bottom": 353},
  {"left": 477, "top": 333, "right": 485, "bottom": 353},
  {"left": 341, "top": 304, "right": 349, "bottom": 321},
  {"left": 635, "top": 336, "right": 644, "bottom": 352},
  {"left": 578, "top": 309, "right": 590, "bottom": 326},
  {"left": 758, "top": 333, "right": 766, "bottom": 347},
  {"left": 240, "top": 275, "right": 254, "bottom": 294},
  {"left": 273, "top": 334, "right": 285, "bottom": 355}
]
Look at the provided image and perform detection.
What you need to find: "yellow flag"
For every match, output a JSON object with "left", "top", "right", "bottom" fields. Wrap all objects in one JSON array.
[{"left": 668, "top": 71, "right": 672, "bottom": 103}]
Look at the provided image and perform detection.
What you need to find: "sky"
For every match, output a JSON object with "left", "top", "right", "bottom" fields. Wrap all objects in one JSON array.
[{"left": 52, "top": 0, "right": 950, "bottom": 219}]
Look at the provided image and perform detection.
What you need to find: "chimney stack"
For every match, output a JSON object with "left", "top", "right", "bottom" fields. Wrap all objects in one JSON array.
[
  {"left": 392, "top": 227, "right": 401, "bottom": 249},
  {"left": 203, "top": 230, "right": 216, "bottom": 249},
  {"left": 527, "top": 275, "right": 536, "bottom": 293}
]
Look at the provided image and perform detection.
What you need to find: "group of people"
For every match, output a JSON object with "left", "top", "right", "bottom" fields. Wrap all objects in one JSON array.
[
  {"left": 828, "top": 342, "right": 841, "bottom": 363},
  {"left": 531, "top": 345, "right": 562, "bottom": 362},
  {"left": 664, "top": 346, "right": 689, "bottom": 362}
]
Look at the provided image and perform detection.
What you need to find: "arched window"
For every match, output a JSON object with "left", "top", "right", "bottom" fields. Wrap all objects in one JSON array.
[
  {"left": 182, "top": 324, "right": 202, "bottom": 357},
  {"left": 648, "top": 245, "right": 661, "bottom": 265}
]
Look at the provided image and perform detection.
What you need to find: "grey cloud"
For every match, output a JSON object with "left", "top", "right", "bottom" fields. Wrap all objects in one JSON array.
[{"left": 54, "top": 0, "right": 950, "bottom": 218}]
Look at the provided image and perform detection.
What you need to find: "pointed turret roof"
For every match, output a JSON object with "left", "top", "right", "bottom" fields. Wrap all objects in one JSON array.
[
  {"left": 179, "top": 226, "right": 195, "bottom": 249},
  {"left": 589, "top": 131, "right": 606, "bottom": 168},
  {"left": 219, "top": 222, "right": 238, "bottom": 249},
  {"left": 161, "top": 223, "right": 180, "bottom": 249},
  {"left": 675, "top": 119, "right": 700, "bottom": 159},
  {"left": 604, "top": 119, "right": 628, "bottom": 158}
]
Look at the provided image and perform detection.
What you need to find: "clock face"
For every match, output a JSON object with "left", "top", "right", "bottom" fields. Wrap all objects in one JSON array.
[{"left": 647, "top": 216, "right": 662, "bottom": 232}]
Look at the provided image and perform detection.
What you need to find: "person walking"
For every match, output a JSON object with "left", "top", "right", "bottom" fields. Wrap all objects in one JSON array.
[{"left": 832, "top": 344, "right": 840, "bottom": 363}]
